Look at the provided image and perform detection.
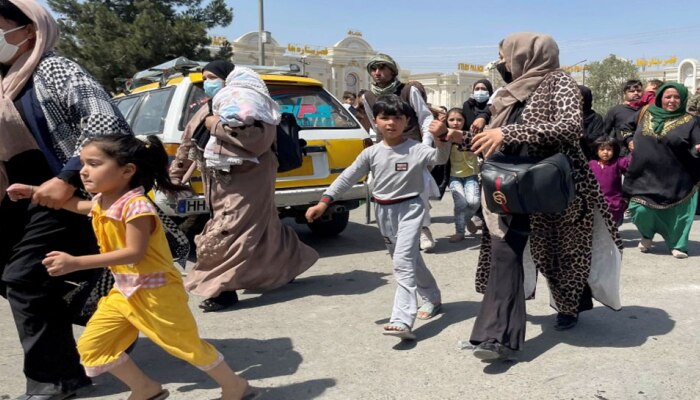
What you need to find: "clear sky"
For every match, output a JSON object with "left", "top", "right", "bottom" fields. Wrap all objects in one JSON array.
[{"left": 39, "top": 0, "right": 700, "bottom": 73}]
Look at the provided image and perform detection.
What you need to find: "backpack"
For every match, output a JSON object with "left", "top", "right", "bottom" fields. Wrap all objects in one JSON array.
[{"left": 274, "top": 112, "right": 306, "bottom": 172}]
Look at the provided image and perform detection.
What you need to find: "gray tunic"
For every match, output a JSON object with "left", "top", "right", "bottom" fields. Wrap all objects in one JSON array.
[{"left": 325, "top": 139, "right": 449, "bottom": 201}]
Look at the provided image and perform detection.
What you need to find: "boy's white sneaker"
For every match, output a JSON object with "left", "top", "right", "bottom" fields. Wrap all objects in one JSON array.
[{"left": 420, "top": 227, "right": 435, "bottom": 252}]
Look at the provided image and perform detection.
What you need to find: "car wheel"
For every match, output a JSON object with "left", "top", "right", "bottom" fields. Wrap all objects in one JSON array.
[{"left": 307, "top": 210, "right": 350, "bottom": 236}]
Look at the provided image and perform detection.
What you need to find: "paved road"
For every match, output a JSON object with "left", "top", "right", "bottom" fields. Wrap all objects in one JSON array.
[{"left": 2, "top": 199, "right": 699, "bottom": 400}]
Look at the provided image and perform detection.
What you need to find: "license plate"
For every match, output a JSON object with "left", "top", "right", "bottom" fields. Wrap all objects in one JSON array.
[{"left": 177, "top": 197, "right": 208, "bottom": 214}]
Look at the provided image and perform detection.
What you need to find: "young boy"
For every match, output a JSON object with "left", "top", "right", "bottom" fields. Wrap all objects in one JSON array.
[{"left": 306, "top": 94, "right": 455, "bottom": 340}]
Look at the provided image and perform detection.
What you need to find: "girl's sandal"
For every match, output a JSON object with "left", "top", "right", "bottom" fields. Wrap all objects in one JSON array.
[{"left": 382, "top": 322, "right": 416, "bottom": 340}]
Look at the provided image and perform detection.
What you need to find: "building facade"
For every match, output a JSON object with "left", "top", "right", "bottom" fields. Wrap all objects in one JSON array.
[
  {"left": 224, "top": 33, "right": 699, "bottom": 108},
  {"left": 226, "top": 31, "right": 489, "bottom": 108}
]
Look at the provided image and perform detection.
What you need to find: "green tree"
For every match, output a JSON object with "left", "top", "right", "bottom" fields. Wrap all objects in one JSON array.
[
  {"left": 47, "top": 0, "right": 233, "bottom": 91},
  {"left": 585, "top": 55, "right": 639, "bottom": 114},
  {"left": 214, "top": 39, "right": 234, "bottom": 61}
]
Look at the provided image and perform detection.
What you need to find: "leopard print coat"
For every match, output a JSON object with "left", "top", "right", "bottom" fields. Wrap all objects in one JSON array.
[{"left": 475, "top": 70, "right": 623, "bottom": 314}]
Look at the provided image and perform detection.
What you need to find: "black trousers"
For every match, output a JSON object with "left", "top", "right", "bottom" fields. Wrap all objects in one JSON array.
[
  {"left": 470, "top": 215, "right": 529, "bottom": 351},
  {"left": 1, "top": 198, "right": 99, "bottom": 395}
]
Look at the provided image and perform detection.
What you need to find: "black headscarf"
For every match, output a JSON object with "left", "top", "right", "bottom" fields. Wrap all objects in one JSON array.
[
  {"left": 578, "top": 85, "right": 593, "bottom": 116},
  {"left": 194, "top": 60, "right": 235, "bottom": 148},
  {"left": 473, "top": 79, "right": 494, "bottom": 96},
  {"left": 577, "top": 85, "right": 606, "bottom": 160},
  {"left": 463, "top": 78, "right": 494, "bottom": 125},
  {"left": 203, "top": 60, "right": 235, "bottom": 80}
]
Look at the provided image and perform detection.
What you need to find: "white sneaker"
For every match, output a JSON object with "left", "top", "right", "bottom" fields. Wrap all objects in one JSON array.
[
  {"left": 420, "top": 227, "right": 435, "bottom": 252},
  {"left": 638, "top": 238, "right": 653, "bottom": 253},
  {"left": 672, "top": 249, "right": 688, "bottom": 259}
]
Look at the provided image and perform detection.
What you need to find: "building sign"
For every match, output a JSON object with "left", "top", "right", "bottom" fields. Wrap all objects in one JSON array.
[
  {"left": 457, "top": 63, "right": 485, "bottom": 72},
  {"left": 562, "top": 65, "right": 585, "bottom": 73},
  {"left": 635, "top": 56, "right": 677, "bottom": 68},
  {"left": 286, "top": 43, "right": 329, "bottom": 56},
  {"left": 209, "top": 35, "right": 228, "bottom": 47}
]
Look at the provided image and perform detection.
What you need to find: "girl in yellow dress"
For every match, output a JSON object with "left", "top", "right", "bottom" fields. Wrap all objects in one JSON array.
[{"left": 8, "top": 135, "right": 257, "bottom": 400}]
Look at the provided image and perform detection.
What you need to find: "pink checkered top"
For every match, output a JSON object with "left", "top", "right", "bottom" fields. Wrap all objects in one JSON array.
[{"left": 91, "top": 187, "right": 172, "bottom": 298}]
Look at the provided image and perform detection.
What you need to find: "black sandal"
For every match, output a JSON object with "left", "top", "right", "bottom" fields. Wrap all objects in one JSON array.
[{"left": 199, "top": 291, "right": 239, "bottom": 312}]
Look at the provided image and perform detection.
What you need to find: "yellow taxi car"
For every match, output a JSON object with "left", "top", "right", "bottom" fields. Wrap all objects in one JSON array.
[{"left": 114, "top": 58, "right": 370, "bottom": 236}]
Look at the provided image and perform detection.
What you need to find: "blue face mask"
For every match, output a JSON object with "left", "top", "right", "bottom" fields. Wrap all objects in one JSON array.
[
  {"left": 203, "top": 79, "right": 223, "bottom": 98},
  {"left": 473, "top": 90, "right": 490, "bottom": 103}
]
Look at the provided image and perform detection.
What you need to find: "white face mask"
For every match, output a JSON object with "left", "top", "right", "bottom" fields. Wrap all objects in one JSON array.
[
  {"left": 0, "top": 25, "right": 28, "bottom": 64},
  {"left": 472, "top": 89, "right": 490, "bottom": 103}
]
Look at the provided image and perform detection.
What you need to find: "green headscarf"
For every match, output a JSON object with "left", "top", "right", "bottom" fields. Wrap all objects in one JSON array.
[{"left": 647, "top": 82, "right": 689, "bottom": 134}]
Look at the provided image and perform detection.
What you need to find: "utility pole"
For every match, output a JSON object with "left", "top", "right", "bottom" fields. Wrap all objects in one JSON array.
[
  {"left": 258, "top": 0, "right": 265, "bottom": 65},
  {"left": 297, "top": 56, "right": 309, "bottom": 75}
]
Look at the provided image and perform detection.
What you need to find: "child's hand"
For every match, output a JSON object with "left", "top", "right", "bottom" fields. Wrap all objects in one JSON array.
[
  {"left": 470, "top": 117, "right": 486, "bottom": 133},
  {"left": 628, "top": 141, "right": 635, "bottom": 152},
  {"left": 6, "top": 183, "right": 34, "bottom": 201},
  {"left": 42, "top": 251, "right": 79, "bottom": 277},
  {"left": 429, "top": 120, "right": 447, "bottom": 136},
  {"left": 695, "top": 143, "right": 700, "bottom": 153},
  {"left": 305, "top": 203, "right": 328, "bottom": 223},
  {"left": 446, "top": 129, "right": 465, "bottom": 145}
]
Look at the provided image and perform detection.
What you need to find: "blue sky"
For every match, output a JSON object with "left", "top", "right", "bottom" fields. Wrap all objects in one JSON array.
[
  {"left": 212, "top": 0, "right": 700, "bottom": 72},
  {"left": 39, "top": 0, "right": 700, "bottom": 73}
]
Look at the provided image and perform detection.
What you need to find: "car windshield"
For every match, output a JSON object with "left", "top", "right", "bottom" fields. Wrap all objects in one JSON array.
[
  {"left": 268, "top": 84, "right": 360, "bottom": 129},
  {"left": 114, "top": 87, "right": 175, "bottom": 135}
]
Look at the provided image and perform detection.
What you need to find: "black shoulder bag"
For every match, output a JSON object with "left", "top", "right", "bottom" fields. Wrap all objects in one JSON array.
[
  {"left": 479, "top": 97, "right": 576, "bottom": 215},
  {"left": 481, "top": 152, "right": 575, "bottom": 215}
]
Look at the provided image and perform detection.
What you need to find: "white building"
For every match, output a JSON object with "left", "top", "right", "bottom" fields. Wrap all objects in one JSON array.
[
  {"left": 225, "top": 33, "right": 698, "bottom": 107},
  {"left": 226, "top": 31, "right": 488, "bottom": 108}
]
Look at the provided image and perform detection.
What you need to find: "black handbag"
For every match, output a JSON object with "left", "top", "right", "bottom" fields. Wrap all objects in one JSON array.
[{"left": 480, "top": 152, "right": 575, "bottom": 215}]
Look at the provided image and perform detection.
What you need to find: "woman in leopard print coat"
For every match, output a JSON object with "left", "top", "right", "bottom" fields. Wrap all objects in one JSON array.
[{"left": 432, "top": 32, "right": 622, "bottom": 359}]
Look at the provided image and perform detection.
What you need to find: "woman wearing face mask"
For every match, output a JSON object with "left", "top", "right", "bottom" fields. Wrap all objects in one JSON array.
[
  {"left": 0, "top": 0, "right": 133, "bottom": 398},
  {"left": 430, "top": 33, "right": 622, "bottom": 360},
  {"left": 170, "top": 61, "right": 318, "bottom": 312},
  {"left": 462, "top": 79, "right": 494, "bottom": 134}
]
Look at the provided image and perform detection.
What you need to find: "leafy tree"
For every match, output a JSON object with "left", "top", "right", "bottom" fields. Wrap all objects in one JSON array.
[
  {"left": 214, "top": 39, "right": 234, "bottom": 61},
  {"left": 47, "top": 0, "right": 233, "bottom": 91},
  {"left": 585, "top": 55, "right": 639, "bottom": 114}
]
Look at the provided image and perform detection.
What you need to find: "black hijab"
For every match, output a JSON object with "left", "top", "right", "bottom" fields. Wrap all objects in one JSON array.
[
  {"left": 578, "top": 85, "right": 594, "bottom": 117},
  {"left": 203, "top": 60, "right": 235, "bottom": 80},
  {"left": 193, "top": 60, "right": 235, "bottom": 148},
  {"left": 473, "top": 79, "right": 494, "bottom": 96}
]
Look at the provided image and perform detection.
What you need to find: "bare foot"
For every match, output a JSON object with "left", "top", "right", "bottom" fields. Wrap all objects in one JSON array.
[
  {"left": 220, "top": 374, "right": 250, "bottom": 400},
  {"left": 127, "top": 384, "right": 165, "bottom": 400}
]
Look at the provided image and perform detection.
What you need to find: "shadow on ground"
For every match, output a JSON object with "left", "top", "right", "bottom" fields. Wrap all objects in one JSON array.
[
  {"left": 232, "top": 269, "right": 390, "bottom": 310},
  {"left": 374, "top": 300, "right": 481, "bottom": 351},
  {"left": 618, "top": 226, "right": 700, "bottom": 254},
  {"left": 288, "top": 220, "right": 387, "bottom": 258},
  {"left": 481, "top": 305, "right": 675, "bottom": 374},
  {"left": 90, "top": 338, "right": 335, "bottom": 399},
  {"left": 88, "top": 336, "right": 336, "bottom": 398}
]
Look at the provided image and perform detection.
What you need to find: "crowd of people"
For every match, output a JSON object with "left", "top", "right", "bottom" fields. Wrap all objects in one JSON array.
[{"left": 1, "top": 0, "right": 700, "bottom": 399}]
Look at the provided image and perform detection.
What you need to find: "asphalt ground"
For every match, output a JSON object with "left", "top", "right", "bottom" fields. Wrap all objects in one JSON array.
[{"left": 2, "top": 199, "right": 699, "bottom": 400}]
